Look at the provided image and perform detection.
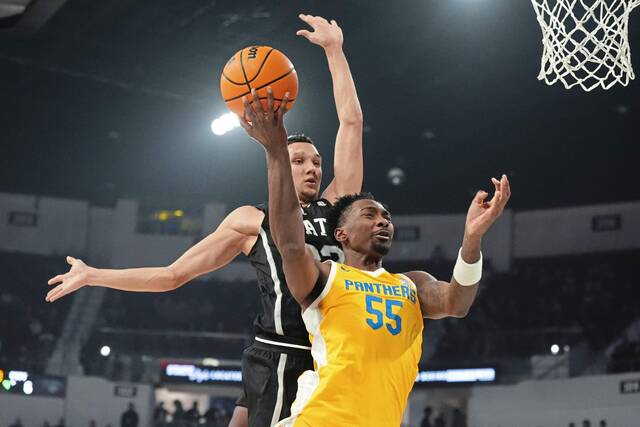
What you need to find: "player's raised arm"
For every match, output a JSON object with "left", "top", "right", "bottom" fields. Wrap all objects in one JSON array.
[
  {"left": 239, "top": 89, "right": 328, "bottom": 308},
  {"left": 45, "top": 206, "right": 262, "bottom": 302},
  {"left": 407, "top": 175, "right": 511, "bottom": 319},
  {"left": 296, "top": 14, "right": 364, "bottom": 202}
]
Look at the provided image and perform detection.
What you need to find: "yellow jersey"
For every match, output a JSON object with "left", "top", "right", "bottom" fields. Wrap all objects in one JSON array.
[{"left": 277, "top": 261, "right": 423, "bottom": 427}]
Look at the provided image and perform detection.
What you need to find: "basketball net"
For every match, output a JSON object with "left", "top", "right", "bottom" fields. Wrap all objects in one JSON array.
[{"left": 531, "top": 0, "right": 640, "bottom": 91}]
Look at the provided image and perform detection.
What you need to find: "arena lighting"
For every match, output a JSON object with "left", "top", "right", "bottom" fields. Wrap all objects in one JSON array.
[
  {"left": 414, "top": 368, "right": 496, "bottom": 384},
  {"left": 211, "top": 112, "right": 240, "bottom": 136},
  {"left": 9, "top": 370, "right": 28, "bottom": 382},
  {"left": 551, "top": 344, "right": 560, "bottom": 355},
  {"left": 387, "top": 168, "right": 406, "bottom": 186},
  {"left": 22, "top": 380, "right": 33, "bottom": 395},
  {"left": 100, "top": 345, "right": 111, "bottom": 357},
  {"left": 202, "top": 358, "right": 220, "bottom": 367},
  {"left": 2, "top": 370, "right": 30, "bottom": 391},
  {"left": 165, "top": 363, "right": 242, "bottom": 383},
  {"left": 162, "top": 363, "right": 496, "bottom": 385}
]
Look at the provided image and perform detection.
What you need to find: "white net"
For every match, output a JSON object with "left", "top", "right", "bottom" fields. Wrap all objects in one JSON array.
[{"left": 531, "top": 0, "right": 640, "bottom": 91}]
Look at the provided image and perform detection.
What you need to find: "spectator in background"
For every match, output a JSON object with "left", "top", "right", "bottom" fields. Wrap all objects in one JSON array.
[
  {"left": 203, "top": 405, "right": 220, "bottom": 426},
  {"left": 568, "top": 423, "right": 576, "bottom": 427},
  {"left": 185, "top": 401, "right": 201, "bottom": 423},
  {"left": 41, "top": 422, "right": 51, "bottom": 427},
  {"left": 9, "top": 419, "right": 23, "bottom": 427},
  {"left": 451, "top": 408, "right": 467, "bottom": 427},
  {"left": 420, "top": 406, "right": 433, "bottom": 427},
  {"left": 89, "top": 420, "right": 97, "bottom": 427},
  {"left": 434, "top": 413, "right": 445, "bottom": 427},
  {"left": 599, "top": 421, "right": 607, "bottom": 427},
  {"left": 583, "top": 420, "right": 591, "bottom": 427},
  {"left": 153, "top": 401, "right": 169, "bottom": 424},
  {"left": 173, "top": 400, "right": 185, "bottom": 423},
  {"left": 54, "top": 418, "right": 65, "bottom": 427},
  {"left": 121, "top": 402, "right": 139, "bottom": 427}
]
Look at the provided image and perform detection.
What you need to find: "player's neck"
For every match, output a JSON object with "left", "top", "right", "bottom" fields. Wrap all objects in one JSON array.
[
  {"left": 297, "top": 196, "right": 312, "bottom": 208},
  {"left": 297, "top": 192, "right": 318, "bottom": 208},
  {"left": 343, "top": 249, "right": 384, "bottom": 272}
]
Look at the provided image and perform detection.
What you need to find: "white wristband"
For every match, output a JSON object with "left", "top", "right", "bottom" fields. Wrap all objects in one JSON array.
[{"left": 453, "top": 248, "right": 482, "bottom": 286}]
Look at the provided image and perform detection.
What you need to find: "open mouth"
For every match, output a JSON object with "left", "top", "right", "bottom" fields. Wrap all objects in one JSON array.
[{"left": 373, "top": 230, "right": 391, "bottom": 241}]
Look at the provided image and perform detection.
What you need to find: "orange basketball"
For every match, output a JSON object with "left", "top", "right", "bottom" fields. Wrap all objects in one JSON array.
[{"left": 220, "top": 46, "right": 298, "bottom": 118}]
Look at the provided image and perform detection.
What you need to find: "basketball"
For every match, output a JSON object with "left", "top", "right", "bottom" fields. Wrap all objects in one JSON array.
[{"left": 220, "top": 46, "right": 298, "bottom": 117}]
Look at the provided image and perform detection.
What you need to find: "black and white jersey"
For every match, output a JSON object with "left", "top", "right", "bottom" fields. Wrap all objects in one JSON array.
[{"left": 247, "top": 198, "right": 344, "bottom": 348}]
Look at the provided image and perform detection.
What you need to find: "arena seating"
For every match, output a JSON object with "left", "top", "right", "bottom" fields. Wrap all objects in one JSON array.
[
  {"left": 424, "top": 250, "right": 639, "bottom": 366},
  {"left": 0, "top": 251, "right": 72, "bottom": 373},
  {"left": 78, "top": 249, "right": 639, "bottom": 377}
]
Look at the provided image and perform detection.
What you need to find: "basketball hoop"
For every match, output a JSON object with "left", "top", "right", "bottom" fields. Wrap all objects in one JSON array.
[{"left": 531, "top": 0, "right": 640, "bottom": 91}]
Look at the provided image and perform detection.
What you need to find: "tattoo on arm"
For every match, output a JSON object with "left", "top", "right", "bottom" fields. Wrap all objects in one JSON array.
[{"left": 418, "top": 280, "right": 449, "bottom": 319}]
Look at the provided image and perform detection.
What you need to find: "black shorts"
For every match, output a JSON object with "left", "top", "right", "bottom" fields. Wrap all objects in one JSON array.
[{"left": 236, "top": 339, "right": 314, "bottom": 427}]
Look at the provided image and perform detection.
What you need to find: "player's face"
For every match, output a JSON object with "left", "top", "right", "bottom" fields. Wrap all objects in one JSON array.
[
  {"left": 288, "top": 143, "right": 323, "bottom": 203},
  {"left": 337, "top": 199, "right": 394, "bottom": 256}
]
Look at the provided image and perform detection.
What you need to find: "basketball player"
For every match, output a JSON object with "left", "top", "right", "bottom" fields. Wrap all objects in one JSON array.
[
  {"left": 240, "top": 88, "right": 511, "bottom": 426},
  {"left": 45, "top": 15, "right": 363, "bottom": 427}
]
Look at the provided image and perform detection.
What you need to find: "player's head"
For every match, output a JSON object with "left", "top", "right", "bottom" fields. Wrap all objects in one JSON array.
[
  {"left": 287, "top": 133, "right": 322, "bottom": 203},
  {"left": 327, "top": 193, "right": 394, "bottom": 257}
]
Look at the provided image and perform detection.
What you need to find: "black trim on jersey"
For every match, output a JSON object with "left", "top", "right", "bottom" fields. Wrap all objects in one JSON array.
[
  {"left": 305, "top": 268, "right": 327, "bottom": 306},
  {"left": 246, "top": 198, "right": 340, "bottom": 348}
]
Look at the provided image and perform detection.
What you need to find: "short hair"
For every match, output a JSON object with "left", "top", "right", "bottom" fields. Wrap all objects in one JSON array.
[
  {"left": 326, "top": 192, "right": 375, "bottom": 238},
  {"left": 287, "top": 133, "right": 314, "bottom": 145}
]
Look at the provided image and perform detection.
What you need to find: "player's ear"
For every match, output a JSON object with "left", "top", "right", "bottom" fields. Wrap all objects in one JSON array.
[{"left": 334, "top": 227, "right": 347, "bottom": 245}]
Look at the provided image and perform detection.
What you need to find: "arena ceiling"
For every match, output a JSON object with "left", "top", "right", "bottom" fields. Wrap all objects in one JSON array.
[{"left": 1, "top": 0, "right": 638, "bottom": 213}]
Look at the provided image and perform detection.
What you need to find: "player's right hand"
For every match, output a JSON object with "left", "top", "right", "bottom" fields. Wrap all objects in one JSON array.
[
  {"left": 239, "top": 87, "right": 289, "bottom": 151},
  {"left": 296, "top": 14, "right": 343, "bottom": 51},
  {"left": 45, "top": 256, "right": 91, "bottom": 302}
]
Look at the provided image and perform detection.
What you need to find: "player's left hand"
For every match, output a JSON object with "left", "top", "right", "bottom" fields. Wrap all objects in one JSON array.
[
  {"left": 239, "top": 87, "right": 289, "bottom": 151},
  {"left": 464, "top": 174, "right": 511, "bottom": 238},
  {"left": 296, "top": 14, "right": 343, "bottom": 51}
]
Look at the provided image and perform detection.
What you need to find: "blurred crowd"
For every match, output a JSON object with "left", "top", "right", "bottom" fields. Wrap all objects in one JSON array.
[
  {"left": 2, "top": 249, "right": 639, "bottom": 377},
  {"left": 0, "top": 253, "right": 72, "bottom": 372}
]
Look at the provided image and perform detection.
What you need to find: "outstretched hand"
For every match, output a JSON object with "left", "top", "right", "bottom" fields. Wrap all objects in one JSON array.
[
  {"left": 238, "top": 87, "right": 289, "bottom": 152},
  {"left": 465, "top": 174, "right": 511, "bottom": 238},
  {"left": 46, "top": 256, "right": 91, "bottom": 302},
  {"left": 296, "top": 14, "right": 343, "bottom": 51}
]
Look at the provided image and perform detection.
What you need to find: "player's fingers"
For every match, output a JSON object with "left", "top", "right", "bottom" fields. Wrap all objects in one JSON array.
[
  {"left": 66, "top": 256, "right": 76, "bottom": 265},
  {"left": 491, "top": 177, "right": 501, "bottom": 192},
  {"left": 46, "top": 286, "right": 64, "bottom": 302},
  {"left": 296, "top": 29, "right": 312, "bottom": 39},
  {"left": 238, "top": 113, "right": 252, "bottom": 133},
  {"left": 314, "top": 15, "right": 329, "bottom": 25},
  {"left": 266, "top": 87, "right": 274, "bottom": 115},
  {"left": 242, "top": 96, "right": 256, "bottom": 122},
  {"left": 251, "top": 89, "right": 263, "bottom": 114},
  {"left": 502, "top": 174, "right": 511, "bottom": 200},
  {"left": 473, "top": 190, "right": 488, "bottom": 205},
  {"left": 298, "top": 13, "right": 313, "bottom": 25},
  {"left": 48, "top": 274, "right": 66, "bottom": 286},
  {"left": 278, "top": 92, "right": 290, "bottom": 120},
  {"left": 489, "top": 190, "right": 503, "bottom": 216}
]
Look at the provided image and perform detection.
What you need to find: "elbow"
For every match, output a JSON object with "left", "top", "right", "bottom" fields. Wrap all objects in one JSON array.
[
  {"left": 271, "top": 231, "right": 306, "bottom": 258},
  {"left": 339, "top": 113, "right": 363, "bottom": 127},
  {"left": 278, "top": 242, "right": 307, "bottom": 260},
  {"left": 164, "top": 266, "right": 184, "bottom": 291}
]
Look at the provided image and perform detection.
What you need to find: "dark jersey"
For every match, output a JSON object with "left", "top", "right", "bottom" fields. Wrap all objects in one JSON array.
[{"left": 247, "top": 198, "right": 344, "bottom": 347}]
